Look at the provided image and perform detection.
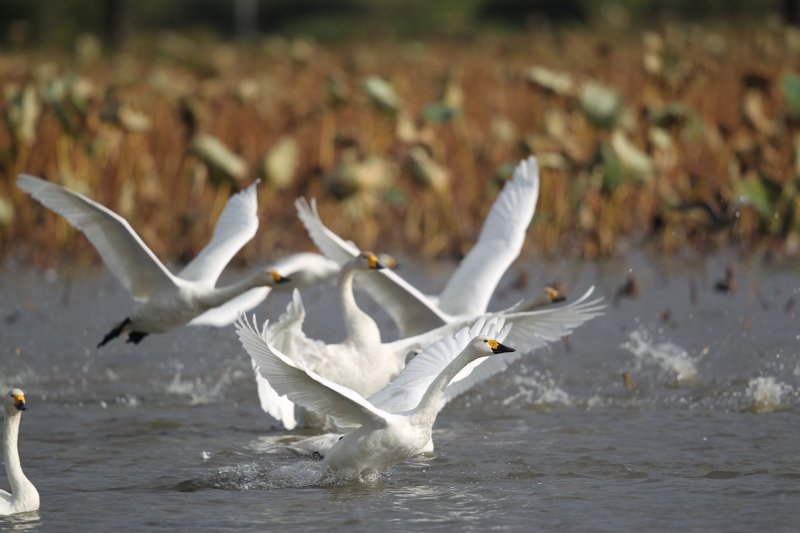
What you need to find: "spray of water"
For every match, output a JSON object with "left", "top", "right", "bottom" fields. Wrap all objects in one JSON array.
[
  {"left": 745, "top": 376, "right": 792, "bottom": 413},
  {"left": 621, "top": 329, "right": 698, "bottom": 385}
]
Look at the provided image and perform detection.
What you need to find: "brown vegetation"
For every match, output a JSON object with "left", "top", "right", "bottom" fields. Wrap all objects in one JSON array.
[{"left": 2, "top": 24, "right": 800, "bottom": 269}]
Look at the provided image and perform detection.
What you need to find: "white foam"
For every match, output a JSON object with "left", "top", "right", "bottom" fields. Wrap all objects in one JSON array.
[
  {"left": 745, "top": 376, "right": 792, "bottom": 413},
  {"left": 622, "top": 329, "right": 698, "bottom": 384}
]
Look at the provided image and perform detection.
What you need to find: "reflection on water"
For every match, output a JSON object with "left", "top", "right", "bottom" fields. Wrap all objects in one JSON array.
[{"left": 0, "top": 511, "right": 41, "bottom": 531}]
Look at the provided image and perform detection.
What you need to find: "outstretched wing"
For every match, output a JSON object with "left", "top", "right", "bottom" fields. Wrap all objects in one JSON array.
[
  {"left": 370, "top": 317, "right": 510, "bottom": 414},
  {"left": 388, "top": 286, "right": 604, "bottom": 368},
  {"left": 17, "top": 174, "right": 177, "bottom": 300},
  {"left": 235, "top": 314, "right": 389, "bottom": 429},
  {"left": 296, "top": 197, "right": 449, "bottom": 334},
  {"left": 179, "top": 181, "right": 260, "bottom": 285},
  {"left": 189, "top": 287, "right": 270, "bottom": 327},
  {"left": 252, "top": 358, "right": 298, "bottom": 430},
  {"left": 437, "top": 156, "right": 540, "bottom": 315}
]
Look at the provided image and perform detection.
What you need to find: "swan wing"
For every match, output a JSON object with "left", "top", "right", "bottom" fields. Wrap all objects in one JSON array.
[
  {"left": 235, "top": 314, "right": 389, "bottom": 428},
  {"left": 437, "top": 156, "right": 540, "bottom": 315},
  {"left": 500, "top": 286, "right": 605, "bottom": 350},
  {"left": 17, "top": 174, "right": 177, "bottom": 300},
  {"left": 386, "top": 287, "right": 604, "bottom": 386},
  {"left": 188, "top": 287, "right": 270, "bottom": 327},
  {"left": 178, "top": 181, "right": 260, "bottom": 284},
  {"left": 370, "top": 317, "right": 509, "bottom": 413},
  {"left": 252, "top": 359, "right": 298, "bottom": 430},
  {"left": 296, "top": 197, "right": 449, "bottom": 335}
]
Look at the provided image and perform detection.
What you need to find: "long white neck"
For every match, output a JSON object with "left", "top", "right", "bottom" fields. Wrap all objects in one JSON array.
[
  {"left": 410, "top": 347, "right": 480, "bottom": 427},
  {"left": 338, "top": 262, "right": 381, "bottom": 347},
  {"left": 3, "top": 411, "right": 37, "bottom": 505},
  {"left": 199, "top": 272, "right": 266, "bottom": 309}
]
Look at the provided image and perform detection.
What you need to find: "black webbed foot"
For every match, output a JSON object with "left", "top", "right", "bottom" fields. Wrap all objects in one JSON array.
[
  {"left": 126, "top": 331, "right": 149, "bottom": 344},
  {"left": 97, "top": 317, "right": 131, "bottom": 348}
]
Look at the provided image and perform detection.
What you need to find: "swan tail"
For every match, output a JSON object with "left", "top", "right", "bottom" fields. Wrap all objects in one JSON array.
[{"left": 97, "top": 317, "right": 131, "bottom": 348}]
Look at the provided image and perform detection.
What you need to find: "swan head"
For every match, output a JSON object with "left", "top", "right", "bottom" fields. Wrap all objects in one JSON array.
[
  {"left": 358, "top": 251, "right": 386, "bottom": 271},
  {"left": 5, "top": 388, "right": 27, "bottom": 413},
  {"left": 544, "top": 286, "right": 566, "bottom": 303},
  {"left": 264, "top": 269, "right": 292, "bottom": 286},
  {"left": 471, "top": 336, "right": 515, "bottom": 357}
]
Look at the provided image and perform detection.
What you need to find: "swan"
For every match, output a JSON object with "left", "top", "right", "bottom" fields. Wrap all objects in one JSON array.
[
  {"left": 1, "top": 389, "right": 39, "bottom": 516},
  {"left": 17, "top": 175, "right": 337, "bottom": 346},
  {"left": 296, "top": 155, "right": 543, "bottom": 335},
  {"left": 236, "top": 314, "right": 516, "bottom": 479},
  {"left": 252, "top": 251, "right": 603, "bottom": 430}
]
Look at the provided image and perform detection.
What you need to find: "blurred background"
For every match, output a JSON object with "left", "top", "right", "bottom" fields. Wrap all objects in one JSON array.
[{"left": 2, "top": 0, "right": 800, "bottom": 268}]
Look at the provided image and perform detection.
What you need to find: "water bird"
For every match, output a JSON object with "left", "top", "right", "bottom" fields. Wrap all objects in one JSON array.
[
  {"left": 236, "top": 315, "right": 515, "bottom": 479},
  {"left": 297, "top": 156, "right": 542, "bottom": 336},
  {"left": 1, "top": 389, "right": 39, "bottom": 516},
  {"left": 714, "top": 265, "right": 737, "bottom": 294},
  {"left": 17, "top": 175, "right": 337, "bottom": 346},
  {"left": 252, "top": 252, "right": 603, "bottom": 430},
  {"left": 614, "top": 273, "right": 640, "bottom": 305}
]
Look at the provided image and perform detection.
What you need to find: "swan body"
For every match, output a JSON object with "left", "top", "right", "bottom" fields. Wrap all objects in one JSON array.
[
  {"left": 236, "top": 315, "right": 515, "bottom": 478},
  {"left": 252, "top": 252, "right": 604, "bottom": 430},
  {"left": 296, "top": 156, "right": 541, "bottom": 335},
  {"left": 1, "top": 389, "right": 39, "bottom": 516},
  {"left": 16, "top": 175, "right": 320, "bottom": 346}
]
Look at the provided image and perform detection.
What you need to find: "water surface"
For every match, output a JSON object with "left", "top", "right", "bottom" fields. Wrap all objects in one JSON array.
[{"left": 1, "top": 254, "right": 798, "bottom": 531}]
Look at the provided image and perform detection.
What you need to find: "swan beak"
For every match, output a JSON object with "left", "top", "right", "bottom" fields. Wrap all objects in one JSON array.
[
  {"left": 545, "top": 286, "right": 566, "bottom": 303},
  {"left": 378, "top": 254, "right": 398, "bottom": 270},
  {"left": 367, "top": 253, "right": 385, "bottom": 270},
  {"left": 271, "top": 271, "right": 291, "bottom": 284},
  {"left": 487, "top": 339, "right": 515, "bottom": 354},
  {"left": 13, "top": 395, "right": 27, "bottom": 411}
]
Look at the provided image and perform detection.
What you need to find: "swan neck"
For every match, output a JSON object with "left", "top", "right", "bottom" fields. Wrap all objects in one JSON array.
[
  {"left": 3, "top": 411, "right": 35, "bottom": 498},
  {"left": 411, "top": 348, "right": 478, "bottom": 425},
  {"left": 338, "top": 263, "right": 379, "bottom": 344},
  {"left": 201, "top": 273, "right": 263, "bottom": 309}
]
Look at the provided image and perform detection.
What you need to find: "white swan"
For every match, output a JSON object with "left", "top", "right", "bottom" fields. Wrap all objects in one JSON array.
[
  {"left": 252, "top": 252, "right": 603, "bottom": 430},
  {"left": 1, "top": 389, "right": 39, "bottom": 516},
  {"left": 17, "top": 175, "right": 337, "bottom": 346},
  {"left": 296, "top": 156, "right": 542, "bottom": 335},
  {"left": 236, "top": 314, "right": 516, "bottom": 479}
]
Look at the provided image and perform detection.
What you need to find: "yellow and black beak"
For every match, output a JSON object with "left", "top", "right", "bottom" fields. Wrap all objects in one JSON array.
[
  {"left": 13, "top": 395, "right": 27, "bottom": 411},
  {"left": 366, "top": 253, "right": 385, "bottom": 270},
  {"left": 271, "top": 270, "right": 291, "bottom": 284},
  {"left": 487, "top": 339, "right": 515, "bottom": 355},
  {"left": 545, "top": 286, "right": 566, "bottom": 303},
  {"left": 377, "top": 254, "right": 397, "bottom": 270}
]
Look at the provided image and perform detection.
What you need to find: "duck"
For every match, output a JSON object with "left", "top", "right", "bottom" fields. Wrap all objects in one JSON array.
[
  {"left": 1, "top": 389, "right": 39, "bottom": 516},
  {"left": 252, "top": 251, "right": 603, "bottom": 429},
  {"left": 295, "top": 156, "right": 542, "bottom": 335},
  {"left": 17, "top": 175, "right": 338, "bottom": 346},
  {"left": 236, "top": 315, "right": 515, "bottom": 479}
]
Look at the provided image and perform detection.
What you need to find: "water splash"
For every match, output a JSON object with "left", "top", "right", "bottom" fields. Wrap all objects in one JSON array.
[
  {"left": 166, "top": 364, "right": 231, "bottom": 405},
  {"left": 621, "top": 329, "right": 698, "bottom": 385},
  {"left": 501, "top": 371, "right": 571, "bottom": 408},
  {"left": 745, "top": 376, "right": 793, "bottom": 413}
]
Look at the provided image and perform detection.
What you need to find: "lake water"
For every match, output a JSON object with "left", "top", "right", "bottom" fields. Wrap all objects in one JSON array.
[{"left": 1, "top": 253, "right": 799, "bottom": 531}]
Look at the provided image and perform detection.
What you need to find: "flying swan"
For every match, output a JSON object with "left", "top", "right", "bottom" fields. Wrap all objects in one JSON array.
[
  {"left": 251, "top": 251, "right": 604, "bottom": 430},
  {"left": 1, "top": 389, "right": 39, "bottom": 516},
  {"left": 296, "top": 156, "right": 554, "bottom": 336},
  {"left": 236, "top": 314, "right": 516, "bottom": 479},
  {"left": 17, "top": 175, "right": 338, "bottom": 346}
]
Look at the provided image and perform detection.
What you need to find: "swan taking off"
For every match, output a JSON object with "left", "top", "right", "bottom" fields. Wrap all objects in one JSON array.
[
  {"left": 17, "top": 175, "right": 335, "bottom": 346},
  {"left": 296, "top": 156, "right": 543, "bottom": 335},
  {"left": 236, "top": 315, "right": 515, "bottom": 479},
  {"left": 1, "top": 389, "right": 39, "bottom": 516}
]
